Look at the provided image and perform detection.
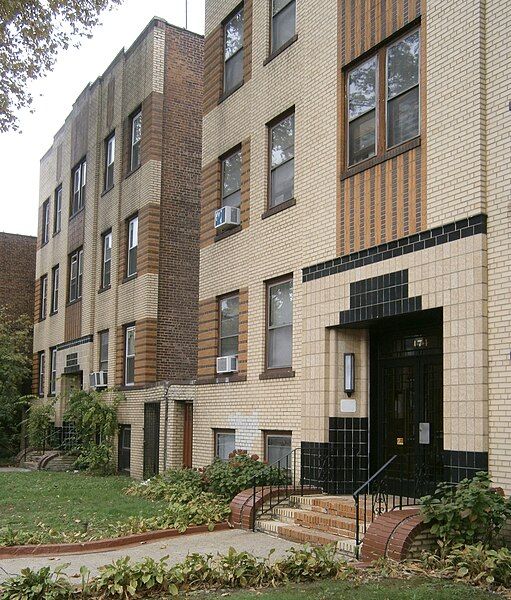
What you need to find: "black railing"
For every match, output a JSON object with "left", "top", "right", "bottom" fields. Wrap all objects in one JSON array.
[{"left": 20, "top": 425, "right": 80, "bottom": 465}]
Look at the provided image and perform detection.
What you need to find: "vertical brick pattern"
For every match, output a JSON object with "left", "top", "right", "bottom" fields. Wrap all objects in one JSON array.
[
  {"left": 240, "top": 139, "right": 250, "bottom": 229},
  {"left": 198, "top": 298, "right": 218, "bottom": 381},
  {"left": 238, "top": 287, "right": 248, "bottom": 376},
  {"left": 138, "top": 203, "right": 160, "bottom": 276},
  {"left": 32, "top": 352, "right": 41, "bottom": 395},
  {"left": 33, "top": 276, "right": 42, "bottom": 325},
  {"left": 64, "top": 301, "right": 82, "bottom": 342},
  {"left": 200, "top": 160, "right": 221, "bottom": 249},
  {"left": 141, "top": 92, "right": 164, "bottom": 165},
  {"left": 135, "top": 318, "right": 158, "bottom": 385},
  {"left": 243, "top": 0, "right": 253, "bottom": 83},
  {"left": 203, "top": 25, "right": 223, "bottom": 115},
  {"left": 155, "top": 25, "right": 203, "bottom": 383}
]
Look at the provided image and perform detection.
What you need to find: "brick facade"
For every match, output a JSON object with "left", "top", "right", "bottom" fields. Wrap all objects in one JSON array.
[{"left": 0, "top": 233, "right": 36, "bottom": 319}]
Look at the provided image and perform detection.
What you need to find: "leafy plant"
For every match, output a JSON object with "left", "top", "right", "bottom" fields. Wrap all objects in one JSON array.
[
  {"left": 73, "top": 442, "right": 116, "bottom": 476},
  {"left": 27, "top": 400, "right": 55, "bottom": 449},
  {"left": 274, "top": 544, "right": 344, "bottom": 582},
  {"left": 125, "top": 468, "right": 204, "bottom": 502},
  {"left": 0, "top": 565, "right": 72, "bottom": 600},
  {"left": 420, "top": 472, "right": 511, "bottom": 548}
]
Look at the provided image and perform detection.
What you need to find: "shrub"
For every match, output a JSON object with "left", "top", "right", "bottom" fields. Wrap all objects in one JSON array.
[
  {"left": 73, "top": 442, "right": 116, "bottom": 476},
  {"left": 202, "top": 450, "right": 291, "bottom": 500},
  {"left": 125, "top": 468, "right": 204, "bottom": 502},
  {"left": 27, "top": 401, "right": 55, "bottom": 448},
  {"left": 0, "top": 566, "right": 72, "bottom": 600},
  {"left": 420, "top": 472, "right": 511, "bottom": 548},
  {"left": 274, "top": 544, "right": 344, "bottom": 582}
]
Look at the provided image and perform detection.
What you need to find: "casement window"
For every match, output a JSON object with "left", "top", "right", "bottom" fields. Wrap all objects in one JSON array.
[
  {"left": 126, "top": 216, "right": 138, "bottom": 278},
  {"left": 105, "top": 133, "right": 115, "bottom": 190},
  {"left": 219, "top": 294, "right": 239, "bottom": 357},
  {"left": 101, "top": 230, "right": 112, "bottom": 289},
  {"left": 267, "top": 277, "right": 293, "bottom": 369},
  {"left": 265, "top": 432, "right": 292, "bottom": 468},
  {"left": 269, "top": 111, "right": 295, "bottom": 208},
  {"left": 40, "top": 275, "right": 48, "bottom": 320},
  {"left": 49, "top": 348, "right": 57, "bottom": 395},
  {"left": 130, "top": 111, "right": 142, "bottom": 172},
  {"left": 38, "top": 351, "right": 45, "bottom": 397},
  {"left": 69, "top": 248, "right": 83, "bottom": 303},
  {"left": 271, "top": 0, "right": 296, "bottom": 54},
  {"left": 99, "top": 330, "right": 109, "bottom": 375},
  {"left": 215, "top": 430, "right": 235, "bottom": 461},
  {"left": 124, "top": 325, "right": 136, "bottom": 386},
  {"left": 346, "top": 28, "right": 420, "bottom": 167},
  {"left": 71, "top": 159, "right": 86, "bottom": 216},
  {"left": 221, "top": 149, "right": 242, "bottom": 208},
  {"left": 51, "top": 265, "right": 59, "bottom": 314},
  {"left": 42, "top": 200, "right": 50, "bottom": 245},
  {"left": 224, "top": 7, "right": 244, "bottom": 94},
  {"left": 54, "top": 186, "right": 62, "bottom": 234}
]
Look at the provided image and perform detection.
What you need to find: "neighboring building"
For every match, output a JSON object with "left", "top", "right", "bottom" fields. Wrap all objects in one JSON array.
[
  {"left": 0, "top": 232, "right": 36, "bottom": 320},
  {"left": 33, "top": 19, "right": 203, "bottom": 478},
  {"left": 197, "top": 0, "right": 511, "bottom": 496}
]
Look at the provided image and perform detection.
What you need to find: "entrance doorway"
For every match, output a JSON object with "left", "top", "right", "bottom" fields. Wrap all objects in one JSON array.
[
  {"left": 370, "top": 311, "right": 443, "bottom": 496},
  {"left": 183, "top": 403, "right": 193, "bottom": 468},
  {"left": 118, "top": 425, "right": 131, "bottom": 475},
  {"left": 143, "top": 403, "right": 160, "bottom": 479}
]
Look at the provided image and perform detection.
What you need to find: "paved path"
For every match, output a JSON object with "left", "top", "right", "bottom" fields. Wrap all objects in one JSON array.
[
  {"left": 0, "top": 530, "right": 299, "bottom": 582},
  {"left": 0, "top": 467, "right": 29, "bottom": 473}
]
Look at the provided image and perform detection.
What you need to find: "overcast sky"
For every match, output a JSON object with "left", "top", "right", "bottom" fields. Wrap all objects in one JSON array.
[{"left": 0, "top": 0, "right": 205, "bottom": 237}]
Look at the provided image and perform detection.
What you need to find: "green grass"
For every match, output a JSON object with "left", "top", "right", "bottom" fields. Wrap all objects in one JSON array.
[
  {"left": 201, "top": 578, "right": 500, "bottom": 599},
  {"left": 0, "top": 471, "right": 167, "bottom": 544}
]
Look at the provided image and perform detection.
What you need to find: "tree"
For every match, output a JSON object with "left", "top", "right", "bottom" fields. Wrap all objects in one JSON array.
[
  {"left": 0, "top": 0, "right": 121, "bottom": 132},
  {"left": 0, "top": 307, "right": 32, "bottom": 457}
]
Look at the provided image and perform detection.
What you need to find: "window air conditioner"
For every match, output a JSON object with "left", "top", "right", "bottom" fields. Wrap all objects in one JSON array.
[
  {"left": 216, "top": 356, "right": 238, "bottom": 374},
  {"left": 214, "top": 206, "right": 240, "bottom": 231},
  {"left": 89, "top": 371, "right": 108, "bottom": 389}
]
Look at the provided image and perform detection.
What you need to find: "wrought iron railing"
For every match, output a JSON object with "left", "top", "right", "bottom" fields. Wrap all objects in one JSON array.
[{"left": 20, "top": 425, "right": 80, "bottom": 465}]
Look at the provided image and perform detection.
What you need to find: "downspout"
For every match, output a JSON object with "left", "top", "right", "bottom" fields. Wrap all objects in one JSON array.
[{"left": 162, "top": 381, "right": 170, "bottom": 472}]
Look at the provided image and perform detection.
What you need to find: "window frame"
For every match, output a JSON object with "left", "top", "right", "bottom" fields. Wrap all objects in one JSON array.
[
  {"left": 214, "top": 429, "right": 236, "bottom": 461},
  {"left": 223, "top": 5, "right": 244, "bottom": 96},
  {"left": 40, "top": 274, "right": 48, "bottom": 320},
  {"left": 68, "top": 248, "right": 83, "bottom": 304},
  {"left": 220, "top": 146, "right": 243, "bottom": 209},
  {"left": 265, "top": 275, "right": 294, "bottom": 371},
  {"left": 218, "top": 292, "right": 240, "bottom": 359},
  {"left": 54, "top": 186, "right": 62, "bottom": 234},
  {"left": 42, "top": 199, "right": 50, "bottom": 245},
  {"left": 70, "top": 158, "right": 86, "bottom": 217},
  {"left": 130, "top": 111, "right": 142, "bottom": 172},
  {"left": 124, "top": 324, "right": 136, "bottom": 386},
  {"left": 270, "top": 0, "right": 296, "bottom": 55},
  {"left": 101, "top": 229, "right": 113, "bottom": 289},
  {"left": 51, "top": 264, "right": 59, "bottom": 314},
  {"left": 126, "top": 215, "right": 138, "bottom": 278},
  {"left": 104, "top": 131, "right": 115, "bottom": 191},
  {"left": 268, "top": 108, "right": 295, "bottom": 210},
  {"left": 99, "top": 329, "right": 109, "bottom": 374},
  {"left": 344, "top": 25, "right": 421, "bottom": 171},
  {"left": 49, "top": 347, "right": 57, "bottom": 396},
  {"left": 264, "top": 431, "right": 292, "bottom": 468},
  {"left": 38, "top": 351, "right": 45, "bottom": 397}
]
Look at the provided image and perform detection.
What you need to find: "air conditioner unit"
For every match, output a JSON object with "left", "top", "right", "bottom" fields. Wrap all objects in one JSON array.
[
  {"left": 216, "top": 356, "right": 238, "bottom": 374},
  {"left": 214, "top": 206, "right": 240, "bottom": 231},
  {"left": 89, "top": 371, "right": 108, "bottom": 389}
]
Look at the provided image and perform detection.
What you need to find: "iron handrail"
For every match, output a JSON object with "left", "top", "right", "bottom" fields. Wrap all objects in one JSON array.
[{"left": 353, "top": 454, "right": 398, "bottom": 498}]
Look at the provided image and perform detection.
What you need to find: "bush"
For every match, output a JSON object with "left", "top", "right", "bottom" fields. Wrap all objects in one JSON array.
[
  {"left": 0, "top": 565, "right": 72, "bottom": 600},
  {"left": 420, "top": 472, "right": 511, "bottom": 548},
  {"left": 202, "top": 450, "right": 291, "bottom": 500},
  {"left": 73, "top": 442, "right": 116, "bottom": 476},
  {"left": 125, "top": 468, "right": 204, "bottom": 503},
  {"left": 27, "top": 401, "right": 55, "bottom": 448}
]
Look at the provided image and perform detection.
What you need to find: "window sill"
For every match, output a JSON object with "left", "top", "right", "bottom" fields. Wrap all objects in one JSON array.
[
  {"left": 124, "top": 165, "right": 141, "bottom": 181},
  {"left": 122, "top": 274, "right": 137, "bottom": 284},
  {"left": 117, "top": 384, "right": 145, "bottom": 391},
  {"left": 215, "top": 224, "right": 242, "bottom": 242},
  {"left": 259, "top": 369, "right": 295, "bottom": 380},
  {"left": 69, "top": 208, "right": 84, "bottom": 222},
  {"left": 261, "top": 198, "right": 296, "bottom": 220},
  {"left": 98, "top": 285, "right": 111, "bottom": 294},
  {"left": 38, "top": 317, "right": 46, "bottom": 323},
  {"left": 263, "top": 34, "right": 298, "bottom": 66},
  {"left": 101, "top": 185, "right": 114, "bottom": 197},
  {"left": 218, "top": 80, "right": 244, "bottom": 105},
  {"left": 49, "top": 311, "right": 58, "bottom": 317},
  {"left": 341, "top": 137, "right": 421, "bottom": 180},
  {"left": 52, "top": 230, "right": 61, "bottom": 238},
  {"left": 66, "top": 298, "right": 82, "bottom": 308},
  {"left": 198, "top": 374, "right": 247, "bottom": 385},
  {"left": 41, "top": 240, "right": 49, "bottom": 248}
]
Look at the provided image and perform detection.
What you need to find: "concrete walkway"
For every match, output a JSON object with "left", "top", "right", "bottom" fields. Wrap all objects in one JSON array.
[{"left": 0, "top": 529, "right": 299, "bottom": 582}]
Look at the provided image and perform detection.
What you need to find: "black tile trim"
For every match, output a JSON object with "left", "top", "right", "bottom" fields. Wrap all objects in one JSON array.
[
  {"left": 55, "top": 334, "right": 93, "bottom": 352},
  {"left": 443, "top": 450, "right": 489, "bottom": 484},
  {"left": 302, "top": 214, "right": 487, "bottom": 283}
]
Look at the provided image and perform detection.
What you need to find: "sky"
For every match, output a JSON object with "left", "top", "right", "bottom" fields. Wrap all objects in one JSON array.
[{"left": 0, "top": 0, "right": 205, "bottom": 237}]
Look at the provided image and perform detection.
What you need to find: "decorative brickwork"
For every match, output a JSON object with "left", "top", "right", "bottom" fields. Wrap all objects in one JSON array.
[
  {"left": 197, "top": 297, "right": 218, "bottom": 381},
  {"left": 203, "top": 25, "right": 223, "bottom": 115}
]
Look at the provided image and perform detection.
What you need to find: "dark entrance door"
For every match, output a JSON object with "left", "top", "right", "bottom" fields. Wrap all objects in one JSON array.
[
  {"left": 183, "top": 403, "right": 193, "bottom": 468},
  {"left": 118, "top": 425, "right": 131, "bottom": 475},
  {"left": 143, "top": 403, "right": 160, "bottom": 479},
  {"left": 371, "top": 318, "right": 443, "bottom": 497}
]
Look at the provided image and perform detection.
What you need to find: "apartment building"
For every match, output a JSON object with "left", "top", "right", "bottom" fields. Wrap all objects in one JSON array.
[
  {"left": 33, "top": 19, "right": 203, "bottom": 479},
  {"left": 197, "top": 0, "right": 511, "bottom": 495}
]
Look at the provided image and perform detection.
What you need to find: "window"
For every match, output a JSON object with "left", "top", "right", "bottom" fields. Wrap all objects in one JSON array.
[
  {"left": 101, "top": 230, "right": 112, "bottom": 289},
  {"left": 271, "top": 0, "right": 296, "bottom": 54},
  {"left": 346, "top": 28, "right": 420, "bottom": 167},
  {"left": 269, "top": 112, "right": 295, "bottom": 208},
  {"left": 221, "top": 149, "right": 242, "bottom": 208},
  {"left": 386, "top": 29, "right": 420, "bottom": 148},
  {"left": 49, "top": 348, "right": 57, "bottom": 395},
  {"left": 71, "top": 158, "right": 86, "bottom": 216},
  {"left": 51, "top": 265, "right": 59, "bottom": 314},
  {"left": 126, "top": 216, "right": 138, "bottom": 278},
  {"left": 105, "top": 133, "right": 115, "bottom": 190},
  {"left": 69, "top": 248, "right": 83, "bottom": 303},
  {"left": 267, "top": 277, "right": 293, "bottom": 369},
  {"left": 99, "top": 330, "right": 109, "bottom": 375},
  {"left": 38, "top": 351, "right": 45, "bottom": 397},
  {"left": 347, "top": 56, "right": 377, "bottom": 166},
  {"left": 224, "top": 7, "right": 244, "bottom": 94},
  {"left": 130, "top": 111, "right": 142, "bottom": 172},
  {"left": 42, "top": 200, "right": 50, "bottom": 244},
  {"left": 125, "top": 325, "right": 135, "bottom": 386},
  {"left": 54, "top": 186, "right": 62, "bottom": 234},
  {"left": 40, "top": 275, "right": 48, "bottom": 320},
  {"left": 215, "top": 430, "right": 235, "bottom": 461},
  {"left": 265, "top": 432, "right": 292, "bottom": 468},
  {"left": 219, "top": 294, "right": 239, "bottom": 357}
]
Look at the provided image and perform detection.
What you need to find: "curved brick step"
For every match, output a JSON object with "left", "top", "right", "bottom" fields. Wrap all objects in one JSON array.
[{"left": 272, "top": 506, "right": 363, "bottom": 538}]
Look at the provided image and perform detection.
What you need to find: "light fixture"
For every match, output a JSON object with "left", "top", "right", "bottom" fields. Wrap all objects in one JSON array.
[{"left": 344, "top": 353, "right": 355, "bottom": 397}]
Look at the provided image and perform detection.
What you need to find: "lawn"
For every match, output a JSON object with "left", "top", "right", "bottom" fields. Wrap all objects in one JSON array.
[
  {"left": 0, "top": 471, "right": 167, "bottom": 545},
  {"left": 202, "top": 578, "right": 501, "bottom": 599}
]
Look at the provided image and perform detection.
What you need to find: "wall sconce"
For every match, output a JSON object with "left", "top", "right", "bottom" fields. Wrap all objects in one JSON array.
[{"left": 344, "top": 353, "right": 355, "bottom": 397}]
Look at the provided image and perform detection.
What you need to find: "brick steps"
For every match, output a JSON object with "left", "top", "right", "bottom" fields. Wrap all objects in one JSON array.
[{"left": 272, "top": 506, "right": 364, "bottom": 537}]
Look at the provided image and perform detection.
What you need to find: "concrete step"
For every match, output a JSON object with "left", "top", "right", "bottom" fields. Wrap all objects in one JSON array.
[
  {"left": 19, "top": 461, "right": 38, "bottom": 470},
  {"left": 272, "top": 506, "right": 363, "bottom": 537},
  {"left": 257, "top": 519, "right": 357, "bottom": 557}
]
